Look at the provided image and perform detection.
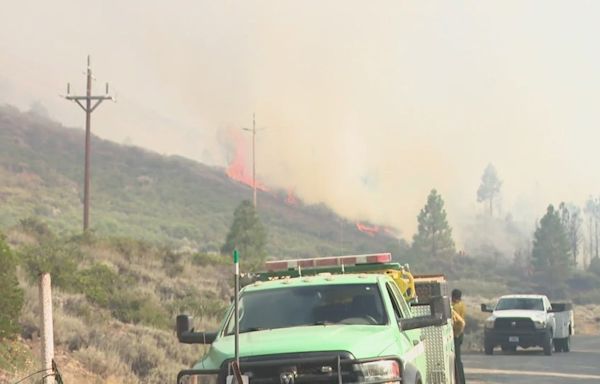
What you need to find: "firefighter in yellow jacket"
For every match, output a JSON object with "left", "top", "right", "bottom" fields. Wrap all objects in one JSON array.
[{"left": 452, "top": 289, "right": 466, "bottom": 384}]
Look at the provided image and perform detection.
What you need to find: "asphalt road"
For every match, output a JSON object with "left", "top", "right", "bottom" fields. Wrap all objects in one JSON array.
[{"left": 463, "top": 335, "right": 600, "bottom": 384}]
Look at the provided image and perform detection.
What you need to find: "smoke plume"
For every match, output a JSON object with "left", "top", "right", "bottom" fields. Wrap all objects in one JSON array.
[{"left": 2, "top": 1, "right": 600, "bottom": 245}]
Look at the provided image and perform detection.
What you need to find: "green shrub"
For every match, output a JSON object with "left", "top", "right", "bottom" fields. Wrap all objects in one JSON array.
[
  {"left": 589, "top": 257, "right": 600, "bottom": 277},
  {"left": 72, "top": 262, "right": 169, "bottom": 329},
  {"left": 163, "top": 250, "right": 185, "bottom": 277},
  {"left": 0, "top": 233, "right": 24, "bottom": 339},
  {"left": 63, "top": 294, "right": 109, "bottom": 325},
  {"left": 572, "top": 289, "right": 600, "bottom": 305},
  {"left": 105, "top": 237, "right": 157, "bottom": 261},
  {"left": 53, "top": 310, "right": 88, "bottom": 352},
  {"left": 74, "top": 264, "right": 122, "bottom": 307},
  {"left": 109, "top": 291, "right": 170, "bottom": 329},
  {"left": 0, "top": 338, "right": 33, "bottom": 373},
  {"left": 568, "top": 271, "right": 600, "bottom": 292},
  {"left": 18, "top": 217, "right": 53, "bottom": 240},
  {"left": 19, "top": 239, "right": 81, "bottom": 288},
  {"left": 73, "top": 346, "right": 135, "bottom": 381},
  {"left": 166, "top": 295, "right": 229, "bottom": 320},
  {"left": 192, "top": 252, "right": 228, "bottom": 267}
]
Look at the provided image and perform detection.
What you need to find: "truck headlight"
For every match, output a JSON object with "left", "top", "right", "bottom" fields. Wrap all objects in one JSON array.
[
  {"left": 355, "top": 360, "right": 401, "bottom": 383},
  {"left": 534, "top": 320, "right": 546, "bottom": 329},
  {"left": 485, "top": 318, "right": 495, "bottom": 329},
  {"left": 177, "top": 373, "right": 219, "bottom": 384}
]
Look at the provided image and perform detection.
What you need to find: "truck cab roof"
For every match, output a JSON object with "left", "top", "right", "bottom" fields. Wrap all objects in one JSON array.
[
  {"left": 243, "top": 273, "right": 386, "bottom": 293},
  {"left": 498, "top": 294, "right": 547, "bottom": 299}
]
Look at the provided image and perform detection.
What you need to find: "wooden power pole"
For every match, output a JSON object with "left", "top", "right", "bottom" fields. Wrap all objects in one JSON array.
[
  {"left": 64, "top": 56, "right": 114, "bottom": 232},
  {"left": 243, "top": 113, "right": 259, "bottom": 208}
]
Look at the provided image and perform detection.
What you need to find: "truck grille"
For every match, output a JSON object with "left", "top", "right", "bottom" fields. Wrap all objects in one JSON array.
[
  {"left": 220, "top": 352, "right": 357, "bottom": 384},
  {"left": 494, "top": 318, "right": 534, "bottom": 331}
]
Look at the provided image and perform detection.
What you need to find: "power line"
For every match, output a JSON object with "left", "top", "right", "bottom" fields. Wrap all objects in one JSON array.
[{"left": 63, "top": 55, "right": 115, "bottom": 232}]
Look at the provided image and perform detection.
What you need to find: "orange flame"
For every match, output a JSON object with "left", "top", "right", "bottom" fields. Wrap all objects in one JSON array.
[
  {"left": 226, "top": 130, "right": 267, "bottom": 191},
  {"left": 286, "top": 189, "right": 299, "bottom": 206},
  {"left": 356, "top": 222, "right": 380, "bottom": 236}
]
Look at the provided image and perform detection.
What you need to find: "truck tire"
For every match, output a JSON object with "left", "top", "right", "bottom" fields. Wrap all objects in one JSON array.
[
  {"left": 563, "top": 336, "right": 571, "bottom": 352},
  {"left": 484, "top": 343, "right": 494, "bottom": 355},
  {"left": 554, "top": 338, "right": 563, "bottom": 353},
  {"left": 543, "top": 331, "right": 553, "bottom": 356},
  {"left": 501, "top": 345, "right": 517, "bottom": 354},
  {"left": 502, "top": 345, "right": 517, "bottom": 354}
]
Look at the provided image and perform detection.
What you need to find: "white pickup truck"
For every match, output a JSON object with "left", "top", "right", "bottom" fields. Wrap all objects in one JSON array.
[{"left": 481, "top": 294, "right": 574, "bottom": 355}]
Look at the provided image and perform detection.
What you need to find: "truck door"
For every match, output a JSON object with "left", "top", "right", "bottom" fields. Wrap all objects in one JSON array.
[{"left": 385, "top": 282, "right": 427, "bottom": 380}]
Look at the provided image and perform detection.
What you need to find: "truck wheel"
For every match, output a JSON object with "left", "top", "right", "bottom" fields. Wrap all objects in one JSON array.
[
  {"left": 554, "top": 338, "right": 563, "bottom": 353},
  {"left": 502, "top": 345, "right": 516, "bottom": 354},
  {"left": 484, "top": 343, "right": 494, "bottom": 355},
  {"left": 543, "top": 331, "right": 553, "bottom": 356}
]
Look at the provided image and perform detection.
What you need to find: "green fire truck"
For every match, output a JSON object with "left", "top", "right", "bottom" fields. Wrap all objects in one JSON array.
[{"left": 176, "top": 253, "right": 456, "bottom": 384}]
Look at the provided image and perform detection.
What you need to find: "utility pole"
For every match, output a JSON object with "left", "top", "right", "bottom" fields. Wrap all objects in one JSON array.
[
  {"left": 243, "top": 113, "right": 257, "bottom": 208},
  {"left": 63, "top": 55, "right": 114, "bottom": 232},
  {"left": 39, "top": 273, "right": 54, "bottom": 384}
]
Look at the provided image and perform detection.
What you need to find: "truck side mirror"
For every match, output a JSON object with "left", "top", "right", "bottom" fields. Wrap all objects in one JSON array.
[
  {"left": 176, "top": 314, "right": 217, "bottom": 344},
  {"left": 400, "top": 295, "right": 448, "bottom": 330},
  {"left": 399, "top": 315, "right": 443, "bottom": 331},
  {"left": 430, "top": 295, "right": 451, "bottom": 322},
  {"left": 481, "top": 304, "right": 493, "bottom": 313}
]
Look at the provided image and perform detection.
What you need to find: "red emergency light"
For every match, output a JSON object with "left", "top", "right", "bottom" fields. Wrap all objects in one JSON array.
[{"left": 265, "top": 253, "right": 392, "bottom": 272}]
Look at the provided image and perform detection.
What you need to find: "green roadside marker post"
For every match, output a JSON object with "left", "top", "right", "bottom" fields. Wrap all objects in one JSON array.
[{"left": 233, "top": 249, "right": 241, "bottom": 382}]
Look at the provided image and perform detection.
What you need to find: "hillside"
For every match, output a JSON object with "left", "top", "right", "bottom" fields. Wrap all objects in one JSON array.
[
  {"left": 1, "top": 229, "right": 231, "bottom": 383},
  {"left": 3, "top": 105, "right": 600, "bottom": 384},
  {"left": 0, "top": 104, "right": 402, "bottom": 383},
  {"left": 0, "top": 105, "right": 401, "bottom": 257}
]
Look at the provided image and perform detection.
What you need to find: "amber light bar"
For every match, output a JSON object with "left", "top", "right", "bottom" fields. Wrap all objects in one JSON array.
[{"left": 265, "top": 253, "right": 392, "bottom": 272}]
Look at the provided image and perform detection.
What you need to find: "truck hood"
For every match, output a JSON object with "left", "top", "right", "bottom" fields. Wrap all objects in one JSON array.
[
  {"left": 196, "top": 325, "right": 397, "bottom": 370},
  {"left": 492, "top": 309, "right": 547, "bottom": 319}
]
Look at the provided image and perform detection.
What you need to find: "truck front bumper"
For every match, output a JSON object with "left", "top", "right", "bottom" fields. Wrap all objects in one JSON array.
[
  {"left": 177, "top": 353, "right": 405, "bottom": 384},
  {"left": 484, "top": 328, "right": 548, "bottom": 348}
]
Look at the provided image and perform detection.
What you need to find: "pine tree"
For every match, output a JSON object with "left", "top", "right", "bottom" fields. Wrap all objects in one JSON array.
[
  {"left": 477, "top": 163, "right": 502, "bottom": 216},
  {"left": 584, "top": 197, "right": 600, "bottom": 264},
  {"left": 222, "top": 200, "right": 267, "bottom": 270},
  {"left": 412, "top": 189, "right": 456, "bottom": 260},
  {"left": 559, "top": 202, "right": 583, "bottom": 267},
  {"left": 532, "top": 205, "right": 571, "bottom": 270},
  {"left": 531, "top": 205, "right": 571, "bottom": 296},
  {"left": 0, "top": 233, "right": 24, "bottom": 339}
]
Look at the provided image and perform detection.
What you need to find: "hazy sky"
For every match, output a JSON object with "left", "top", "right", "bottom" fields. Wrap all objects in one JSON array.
[{"left": 2, "top": 1, "right": 600, "bottom": 243}]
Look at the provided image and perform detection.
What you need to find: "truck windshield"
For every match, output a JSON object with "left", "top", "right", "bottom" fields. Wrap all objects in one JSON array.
[
  {"left": 225, "top": 283, "right": 387, "bottom": 334},
  {"left": 495, "top": 298, "right": 544, "bottom": 311}
]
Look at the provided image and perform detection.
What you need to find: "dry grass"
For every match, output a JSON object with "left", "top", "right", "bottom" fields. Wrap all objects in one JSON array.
[
  {"left": 8, "top": 235, "right": 230, "bottom": 384},
  {"left": 573, "top": 304, "right": 600, "bottom": 335},
  {"left": 7, "top": 233, "right": 597, "bottom": 383}
]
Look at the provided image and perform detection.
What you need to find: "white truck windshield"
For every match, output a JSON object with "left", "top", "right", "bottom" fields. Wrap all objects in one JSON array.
[
  {"left": 496, "top": 298, "right": 544, "bottom": 311},
  {"left": 225, "top": 283, "right": 387, "bottom": 334}
]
